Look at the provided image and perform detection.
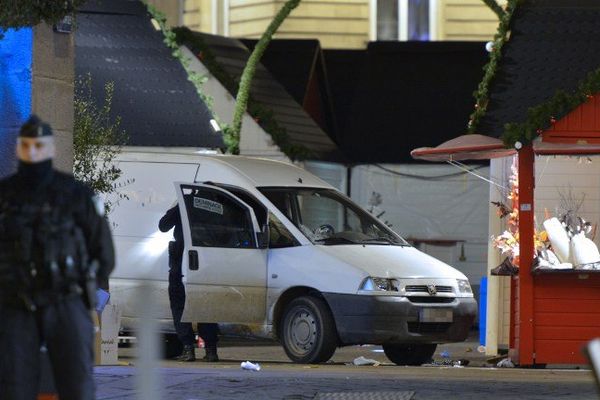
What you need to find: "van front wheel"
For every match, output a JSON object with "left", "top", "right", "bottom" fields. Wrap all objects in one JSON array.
[
  {"left": 383, "top": 343, "right": 437, "bottom": 366},
  {"left": 281, "top": 296, "right": 337, "bottom": 364}
]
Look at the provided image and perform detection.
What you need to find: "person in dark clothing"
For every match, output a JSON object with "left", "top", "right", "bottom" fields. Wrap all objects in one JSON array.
[
  {"left": 159, "top": 204, "right": 219, "bottom": 362},
  {"left": 0, "top": 115, "right": 115, "bottom": 400}
]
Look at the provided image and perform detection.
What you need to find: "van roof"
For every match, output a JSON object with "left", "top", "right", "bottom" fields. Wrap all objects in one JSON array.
[
  {"left": 117, "top": 150, "right": 334, "bottom": 189},
  {"left": 203, "top": 155, "right": 332, "bottom": 188}
]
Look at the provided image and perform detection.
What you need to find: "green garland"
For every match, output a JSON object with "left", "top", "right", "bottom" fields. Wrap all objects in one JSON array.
[
  {"left": 0, "top": 0, "right": 85, "bottom": 30},
  {"left": 173, "top": 26, "right": 314, "bottom": 160},
  {"left": 481, "top": 0, "right": 505, "bottom": 19},
  {"left": 467, "top": 0, "right": 519, "bottom": 134},
  {"left": 503, "top": 68, "right": 600, "bottom": 146},
  {"left": 231, "top": 0, "right": 301, "bottom": 156}
]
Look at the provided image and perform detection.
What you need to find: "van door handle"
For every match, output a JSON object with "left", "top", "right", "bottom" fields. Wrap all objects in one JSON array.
[{"left": 189, "top": 250, "right": 199, "bottom": 271}]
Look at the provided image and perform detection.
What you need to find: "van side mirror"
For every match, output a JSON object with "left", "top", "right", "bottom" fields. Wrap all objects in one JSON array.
[{"left": 257, "top": 224, "right": 269, "bottom": 249}]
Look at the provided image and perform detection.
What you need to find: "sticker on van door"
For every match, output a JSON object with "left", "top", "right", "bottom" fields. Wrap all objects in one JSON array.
[{"left": 193, "top": 197, "right": 224, "bottom": 215}]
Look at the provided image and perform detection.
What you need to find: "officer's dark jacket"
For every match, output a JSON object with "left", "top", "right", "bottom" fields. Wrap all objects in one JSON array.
[
  {"left": 0, "top": 168, "right": 115, "bottom": 301},
  {"left": 159, "top": 205, "right": 183, "bottom": 244}
]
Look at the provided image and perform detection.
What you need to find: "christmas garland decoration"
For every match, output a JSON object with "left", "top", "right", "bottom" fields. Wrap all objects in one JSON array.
[
  {"left": 173, "top": 26, "right": 314, "bottom": 160},
  {"left": 0, "top": 0, "right": 85, "bottom": 30},
  {"left": 467, "top": 0, "right": 519, "bottom": 134},
  {"left": 502, "top": 68, "right": 600, "bottom": 146},
  {"left": 481, "top": 0, "right": 505, "bottom": 19},
  {"left": 230, "top": 0, "right": 301, "bottom": 156}
]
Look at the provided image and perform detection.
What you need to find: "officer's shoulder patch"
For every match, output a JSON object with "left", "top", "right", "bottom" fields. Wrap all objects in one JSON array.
[{"left": 92, "top": 195, "right": 105, "bottom": 217}]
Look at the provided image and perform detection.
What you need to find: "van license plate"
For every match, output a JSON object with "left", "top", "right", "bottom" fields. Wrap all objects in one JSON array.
[{"left": 419, "top": 308, "right": 453, "bottom": 323}]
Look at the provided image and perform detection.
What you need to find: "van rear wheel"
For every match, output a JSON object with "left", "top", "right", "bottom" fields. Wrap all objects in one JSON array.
[
  {"left": 281, "top": 296, "right": 337, "bottom": 364},
  {"left": 383, "top": 343, "right": 437, "bottom": 366}
]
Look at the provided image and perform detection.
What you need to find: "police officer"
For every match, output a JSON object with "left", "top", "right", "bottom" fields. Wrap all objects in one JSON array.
[
  {"left": 159, "top": 204, "right": 219, "bottom": 362},
  {"left": 0, "top": 115, "right": 115, "bottom": 400}
]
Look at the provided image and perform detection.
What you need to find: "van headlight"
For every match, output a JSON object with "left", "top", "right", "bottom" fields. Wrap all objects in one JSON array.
[
  {"left": 360, "top": 277, "right": 399, "bottom": 292},
  {"left": 457, "top": 279, "right": 472, "bottom": 294}
]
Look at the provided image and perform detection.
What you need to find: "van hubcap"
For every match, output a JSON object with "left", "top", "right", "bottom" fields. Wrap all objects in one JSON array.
[{"left": 286, "top": 309, "right": 317, "bottom": 356}]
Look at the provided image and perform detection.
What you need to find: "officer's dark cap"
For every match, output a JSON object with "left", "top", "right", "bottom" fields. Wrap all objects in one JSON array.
[{"left": 19, "top": 115, "right": 53, "bottom": 138}]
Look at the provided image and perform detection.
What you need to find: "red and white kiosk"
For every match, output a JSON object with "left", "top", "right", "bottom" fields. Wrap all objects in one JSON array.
[{"left": 413, "top": 98, "right": 600, "bottom": 366}]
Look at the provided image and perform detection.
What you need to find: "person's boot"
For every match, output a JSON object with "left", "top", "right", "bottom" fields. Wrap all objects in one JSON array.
[
  {"left": 176, "top": 345, "right": 196, "bottom": 362},
  {"left": 202, "top": 344, "right": 219, "bottom": 362}
]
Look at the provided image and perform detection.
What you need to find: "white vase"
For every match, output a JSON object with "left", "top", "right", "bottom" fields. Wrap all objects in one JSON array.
[{"left": 543, "top": 217, "right": 571, "bottom": 263}]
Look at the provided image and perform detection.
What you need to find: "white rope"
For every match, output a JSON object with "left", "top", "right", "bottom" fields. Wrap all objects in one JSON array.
[{"left": 446, "top": 160, "right": 508, "bottom": 191}]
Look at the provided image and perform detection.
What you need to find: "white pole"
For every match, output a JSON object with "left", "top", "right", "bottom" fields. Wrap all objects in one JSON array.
[
  {"left": 369, "top": 0, "right": 377, "bottom": 41},
  {"left": 429, "top": 0, "right": 439, "bottom": 41},
  {"left": 485, "top": 157, "right": 505, "bottom": 356},
  {"left": 135, "top": 283, "right": 163, "bottom": 400},
  {"left": 211, "top": 0, "right": 218, "bottom": 34},
  {"left": 399, "top": 0, "right": 408, "bottom": 41},
  {"left": 223, "top": 0, "right": 230, "bottom": 36}
]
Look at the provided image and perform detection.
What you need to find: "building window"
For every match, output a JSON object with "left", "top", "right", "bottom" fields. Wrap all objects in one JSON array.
[{"left": 376, "top": 0, "right": 432, "bottom": 41}]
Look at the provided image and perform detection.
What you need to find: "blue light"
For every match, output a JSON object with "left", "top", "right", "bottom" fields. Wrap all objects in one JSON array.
[{"left": 0, "top": 28, "right": 32, "bottom": 178}]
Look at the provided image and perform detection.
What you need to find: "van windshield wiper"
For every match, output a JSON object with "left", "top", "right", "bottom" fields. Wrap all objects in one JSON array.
[{"left": 314, "top": 236, "right": 357, "bottom": 245}]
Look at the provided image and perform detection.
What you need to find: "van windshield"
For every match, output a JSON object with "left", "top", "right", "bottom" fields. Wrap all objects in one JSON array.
[{"left": 258, "top": 187, "right": 409, "bottom": 246}]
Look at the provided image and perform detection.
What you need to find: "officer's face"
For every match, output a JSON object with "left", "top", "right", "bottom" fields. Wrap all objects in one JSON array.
[{"left": 16, "top": 137, "right": 55, "bottom": 163}]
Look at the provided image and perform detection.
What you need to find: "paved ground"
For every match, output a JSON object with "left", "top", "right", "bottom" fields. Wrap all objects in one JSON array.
[
  {"left": 96, "top": 364, "right": 596, "bottom": 400},
  {"left": 94, "top": 334, "right": 598, "bottom": 400}
]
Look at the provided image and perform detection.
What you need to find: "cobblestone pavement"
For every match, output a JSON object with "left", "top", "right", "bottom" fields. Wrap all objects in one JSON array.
[
  {"left": 95, "top": 364, "right": 596, "bottom": 400},
  {"left": 95, "top": 340, "right": 597, "bottom": 400}
]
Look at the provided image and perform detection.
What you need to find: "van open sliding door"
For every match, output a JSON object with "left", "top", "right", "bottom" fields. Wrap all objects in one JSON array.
[{"left": 175, "top": 182, "right": 268, "bottom": 324}]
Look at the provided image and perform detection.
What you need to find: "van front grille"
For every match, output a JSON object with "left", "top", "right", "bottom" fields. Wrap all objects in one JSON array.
[
  {"left": 407, "top": 296, "right": 455, "bottom": 304},
  {"left": 404, "top": 285, "right": 453, "bottom": 293},
  {"left": 407, "top": 322, "right": 452, "bottom": 334}
]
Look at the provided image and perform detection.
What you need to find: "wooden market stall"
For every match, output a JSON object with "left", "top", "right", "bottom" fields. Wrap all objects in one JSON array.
[{"left": 413, "top": 0, "right": 600, "bottom": 366}]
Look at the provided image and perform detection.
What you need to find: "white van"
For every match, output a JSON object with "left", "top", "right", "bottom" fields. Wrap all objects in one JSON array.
[{"left": 109, "top": 150, "right": 477, "bottom": 365}]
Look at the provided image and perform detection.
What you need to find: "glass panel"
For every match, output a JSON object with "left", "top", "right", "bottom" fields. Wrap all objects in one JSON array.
[
  {"left": 377, "top": 0, "right": 399, "bottom": 40},
  {"left": 268, "top": 212, "right": 300, "bottom": 249},
  {"left": 182, "top": 187, "right": 255, "bottom": 248},
  {"left": 261, "top": 188, "right": 409, "bottom": 246},
  {"left": 217, "top": 185, "right": 268, "bottom": 229},
  {"left": 408, "top": 0, "right": 430, "bottom": 41},
  {"left": 262, "top": 190, "right": 294, "bottom": 221}
]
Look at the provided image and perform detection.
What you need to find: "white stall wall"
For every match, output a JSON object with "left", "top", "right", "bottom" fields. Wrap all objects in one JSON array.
[
  {"left": 304, "top": 161, "right": 348, "bottom": 193},
  {"left": 350, "top": 164, "right": 491, "bottom": 285},
  {"left": 535, "top": 155, "right": 600, "bottom": 247}
]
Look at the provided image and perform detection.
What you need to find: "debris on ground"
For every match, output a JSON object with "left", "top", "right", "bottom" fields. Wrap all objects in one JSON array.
[
  {"left": 497, "top": 358, "right": 515, "bottom": 368},
  {"left": 486, "top": 355, "right": 506, "bottom": 365},
  {"left": 240, "top": 361, "right": 261, "bottom": 371},
  {"left": 428, "top": 358, "right": 469, "bottom": 367},
  {"left": 352, "top": 356, "right": 381, "bottom": 366}
]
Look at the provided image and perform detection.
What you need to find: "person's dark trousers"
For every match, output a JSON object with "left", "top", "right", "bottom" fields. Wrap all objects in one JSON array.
[
  {"left": 198, "top": 322, "right": 219, "bottom": 346},
  {"left": 0, "top": 296, "right": 95, "bottom": 400},
  {"left": 168, "top": 241, "right": 195, "bottom": 347}
]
